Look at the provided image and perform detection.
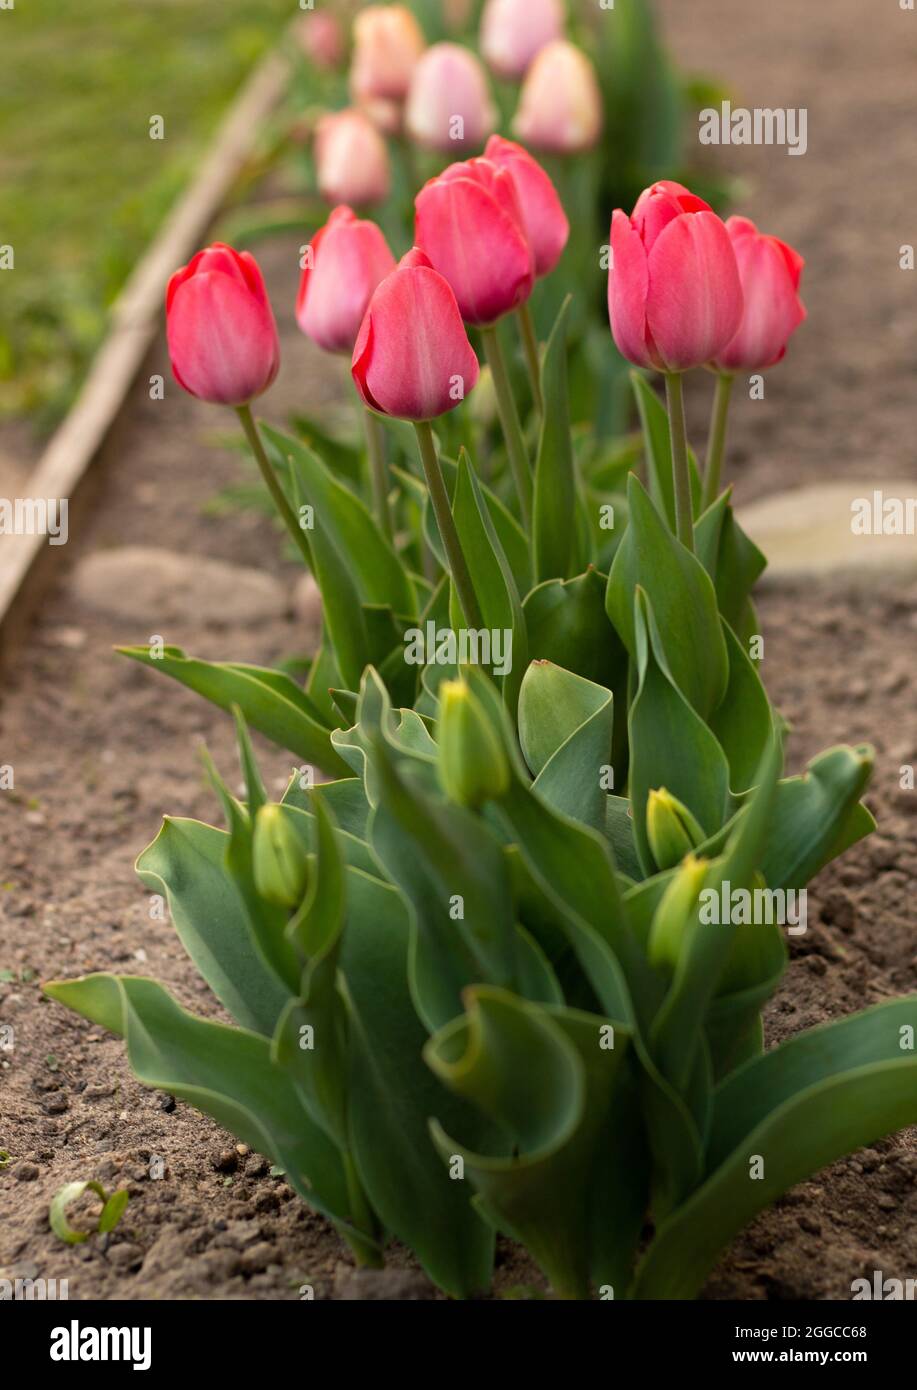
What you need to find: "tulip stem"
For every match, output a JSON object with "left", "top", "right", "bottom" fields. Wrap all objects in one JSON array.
[
  {"left": 516, "top": 302, "right": 544, "bottom": 417},
  {"left": 664, "top": 373, "right": 695, "bottom": 553},
  {"left": 363, "top": 407, "right": 393, "bottom": 542},
  {"left": 413, "top": 421, "right": 483, "bottom": 630},
  {"left": 236, "top": 404, "right": 314, "bottom": 570},
  {"left": 480, "top": 325, "right": 533, "bottom": 531},
  {"left": 701, "top": 372, "right": 735, "bottom": 512}
]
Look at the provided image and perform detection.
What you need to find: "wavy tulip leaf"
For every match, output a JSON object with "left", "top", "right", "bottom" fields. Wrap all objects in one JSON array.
[
  {"left": 339, "top": 866, "right": 495, "bottom": 1298},
  {"left": 635, "top": 997, "right": 917, "bottom": 1299},
  {"left": 426, "top": 988, "right": 633, "bottom": 1299},
  {"left": 533, "top": 299, "right": 576, "bottom": 583},
  {"left": 42, "top": 974, "right": 355, "bottom": 1231},
  {"left": 117, "top": 645, "right": 348, "bottom": 777},
  {"left": 708, "top": 621, "right": 772, "bottom": 794},
  {"left": 759, "top": 744, "right": 875, "bottom": 890},
  {"left": 628, "top": 589, "right": 731, "bottom": 875},
  {"left": 695, "top": 489, "right": 766, "bottom": 641},
  {"left": 518, "top": 661, "right": 614, "bottom": 833},
  {"left": 136, "top": 817, "right": 290, "bottom": 1038},
  {"left": 282, "top": 773, "right": 370, "bottom": 843},
  {"left": 607, "top": 474, "right": 728, "bottom": 718},
  {"left": 422, "top": 454, "right": 531, "bottom": 598}
]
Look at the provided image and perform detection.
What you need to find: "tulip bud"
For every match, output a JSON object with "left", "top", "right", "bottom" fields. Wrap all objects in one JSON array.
[
  {"left": 415, "top": 157, "right": 534, "bottom": 325},
  {"left": 253, "top": 804, "right": 309, "bottom": 909},
  {"left": 297, "top": 206, "right": 396, "bottom": 355},
  {"left": 512, "top": 41, "right": 602, "bottom": 155},
  {"left": 647, "top": 854, "right": 709, "bottom": 975},
  {"left": 405, "top": 43, "right": 497, "bottom": 154},
  {"left": 352, "top": 248, "right": 480, "bottom": 420},
  {"left": 437, "top": 679, "right": 510, "bottom": 808},
  {"left": 166, "top": 244, "right": 280, "bottom": 406},
  {"left": 714, "top": 217, "right": 806, "bottom": 373},
  {"left": 484, "top": 135, "right": 569, "bottom": 278},
  {"left": 608, "top": 180, "right": 744, "bottom": 373},
  {"left": 314, "top": 109, "right": 391, "bottom": 209},
  {"left": 296, "top": 12, "right": 346, "bottom": 71},
  {"left": 350, "top": 4, "right": 425, "bottom": 103},
  {"left": 480, "top": 0, "right": 564, "bottom": 81},
  {"left": 646, "top": 787, "right": 706, "bottom": 872}
]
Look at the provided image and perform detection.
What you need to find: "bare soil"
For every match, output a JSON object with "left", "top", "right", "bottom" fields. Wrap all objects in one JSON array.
[{"left": 2, "top": 0, "right": 916, "bottom": 1300}]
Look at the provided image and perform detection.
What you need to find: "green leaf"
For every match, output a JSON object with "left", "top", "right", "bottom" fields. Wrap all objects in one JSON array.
[
  {"left": 695, "top": 489, "right": 766, "bottom": 639},
  {"left": 708, "top": 621, "right": 772, "bottom": 794},
  {"left": 421, "top": 455, "right": 531, "bottom": 598},
  {"left": 533, "top": 299, "right": 576, "bottom": 582},
  {"left": 136, "top": 817, "right": 290, "bottom": 1038},
  {"left": 42, "top": 975, "right": 355, "bottom": 1231},
  {"left": 518, "top": 661, "right": 613, "bottom": 833},
  {"left": 117, "top": 646, "right": 348, "bottom": 777},
  {"left": 426, "top": 987, "right": 632, "bottom": 1299},
  {"left": 50, "top": 1180, "right": 125, "bottom": 1245},
  {"left": 607, "top": 475, "right": 728, "bottom": 718},
  {"left": 635, "top": 997, "right": 917, "bottom": 1299},
  {"left": 629, "top": 373, "right": 701, "bottom": 532},
  {"left": 760, "top": 745, "right": 875, "bottom": 890}
]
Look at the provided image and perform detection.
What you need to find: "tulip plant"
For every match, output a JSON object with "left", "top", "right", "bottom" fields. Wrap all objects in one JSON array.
[{"left": 45, "top": 146, "right": 917, "bottom": 1300}]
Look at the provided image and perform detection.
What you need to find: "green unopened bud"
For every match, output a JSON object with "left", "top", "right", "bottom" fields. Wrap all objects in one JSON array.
[
  {"left": 469, "top": 364, "right": 498, "bottom": 429},
  {"left": 646, "top": 787, "right": 705, "bottom": 871},
  {"left": 253, "top": 804, "right": 309, "bottom": 909},
  {"left": 647, "top": 853, "right": 709, "bottom": 975},
  {"left": 438, "top": 679, "right": 510, "bottom": 809}
]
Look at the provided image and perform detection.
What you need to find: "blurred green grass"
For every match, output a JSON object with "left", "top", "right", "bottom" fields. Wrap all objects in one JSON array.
[{"left": 0, "top": 0, "right": 294, "bottom": 429}]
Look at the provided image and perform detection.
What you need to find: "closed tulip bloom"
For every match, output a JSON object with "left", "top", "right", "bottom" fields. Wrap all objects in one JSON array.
[
  {"left": 608, "top": 180, "right": 744, "bottom": 373},
  {"left": 405, "top": 44, "right": 497, "bottom": 153},
  {"left": 714, "top": 216, "right": 806, "bottom": 372},
  {"left": 415, "top": 157, "right": 534, "bottom": 325},
  {"left": 484, "top": 135, "right": 569, "bottom": 278},
  {"left": 350, "top": 4, "right": 425, "bottom": 103},
  {"left": 480, "top": 0, "right": 564, "bottom": 81},
  {"left": 296, "top": 12, "right": 345, "bottom": 71},
  {"left": 296, "top": 207, "right": 396, "bottom": 355},
  {"left": 352, "top": 248, "right": 480, "bottom": 420},
  {"left": 166, "top": 244, "right": 279, "bottom": 406},
  {"left": 512, "top": 41, "right": 602, "bottom": 154},
  {"left": 314, "top": 109, "right": 391, "bottom": 208}
]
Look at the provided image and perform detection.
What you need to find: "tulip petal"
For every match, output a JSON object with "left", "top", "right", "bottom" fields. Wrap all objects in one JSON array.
[
  {"left": 646, "top": 211, "right": 743, "bottom": 372},
  {"left": 167, "top": 272, "right": 279, "bottom": 405},
  {"left": 608, "top": 210, "right": 655, "bottom": 371},
  {"left": 415, "top": 176, "right": 533, "bottom": 326}
]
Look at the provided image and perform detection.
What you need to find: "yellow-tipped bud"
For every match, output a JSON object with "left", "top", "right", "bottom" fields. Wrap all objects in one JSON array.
[
  {"left": 646, "top": 787, "right": 705, "bottom": 872},
  {"left": 438, "top": 679, "right": 510, "bottom": 809},
  {"left": 647, "top": 853, "right": 709, "bottom": 975},
  {"left": 253, "top": 804, "right": 309, "bottom": 909}
]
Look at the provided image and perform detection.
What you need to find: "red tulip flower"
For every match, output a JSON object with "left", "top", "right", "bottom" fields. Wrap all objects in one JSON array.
[
  {"left": 415, "top": 157, "right": 534, "bottom": 326},
  {"left": 484, "top": 135, "right": 569, "bottom": 279},
  {"left": 714, "top": 217, "right": 806, "bottom": 373},
  {"left": 297, "top": 207, "right": 396, "bottom": 355},
  {"left": 351, "top": 248, "right": 479, "bottom": 420},
  {"left": 608, "top": 181, "right": 744, "bottom": 374},
  {"left": 166, "top": 244, "right": 279, "bottom": 406}
]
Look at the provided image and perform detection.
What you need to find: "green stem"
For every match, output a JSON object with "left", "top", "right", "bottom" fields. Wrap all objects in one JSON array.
[
  {"left": 363, "top": 406, "right": 393, "bottom": 542},
  {"left": 236, "top": 404, "right": 313, "bottom": 569},
  {"left": 516, "top": 301, "right": 544, "bottom": 418},
  {"left": 664, "top": 373, "right": 695, "bottom": 553},
  {"left": 480, "top": 324, "right": 533, "bottom": 531},
  {"left": 340, "top": 1152, "right": 383, "bottom": 1269},
  {"left": 413, "top": 421, "right": 483, "bottom": 629},
  {"left": 701, "top": 372, "right": 735, "bottom": 512}
]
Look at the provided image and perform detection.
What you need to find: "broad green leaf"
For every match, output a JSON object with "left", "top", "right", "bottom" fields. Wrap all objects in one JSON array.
[
  {"left": 137, "top": 817, "right": 290, "bottom": 1038},
  {"left": 282, "top": 774, "right": 370, "bottom": 843},
  {"left": 606, "top": 474, "right": 728, "bottom": 718},
  {"left": 518, "top": 662, "right": 613, "bottom": 833},
  {"left": 118, "top": 645, "right": 348, "bottom": 777},
  {"left": 759, "top": 745, "right": 875, "bottom": 890},
  {"left": 635, "top": 997, "right": 917, "bottom": 1299},
  {"left": 422, "top": 454, "right": 531, "bottom": 598},
  {"left": 533, "top": 299, "right": 576, "bottom": 583},
  {"left": 695, "top": 489, "right": 767, "bottom": 640},
  {"left": 43, "top": 974, "right": 355, "bottom": 1232},
  {"left": 709, "top": 621, "right": 772, "bottom": 794},
  {"left": 426, "top": 988, "right": 631, "bottom": 1300}
]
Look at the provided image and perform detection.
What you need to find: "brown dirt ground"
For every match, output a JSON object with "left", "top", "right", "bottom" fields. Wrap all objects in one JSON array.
[{"left": 2, "top": 0, "right": 917, "bottom": 1301}]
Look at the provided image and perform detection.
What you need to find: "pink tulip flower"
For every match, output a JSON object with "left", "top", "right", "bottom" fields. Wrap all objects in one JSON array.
[
  {"left": 512, "top": 41, "right": 602, "bottom": 154},
  {"left": 296, "top": 207, "right": 397, "bottom": 355},
  {"left": 352, "top": 248, "right": 480, "bottom": 420},
  {"left": 314, "top": 109, "right": 391, "bottom": 209},
  {"left": 480, "top": 0, "right": 564, "bottom": 81},
  {"left": 166, "top": 244, "right": 279, "bottom": 406},
  {"left": 484, "top": 135, "right": 569, "bottom": 278},
  {"left": 296, "top": 12, "right": 346, "bottom": 71},
  {"left": 350, "top": 4, "right": 425, "bottom": 102},
  {"left": 608, "top": 181, "right": 744, "bottom": 373},
  {"left": 714, "top": 217, "right": 806, "bottom": 373},
  {"left": 415, "top": 157, "right": 534, "bottom": 325},
  {"left": 405, "top": 44, "right": 497, "bottom": 154}
]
